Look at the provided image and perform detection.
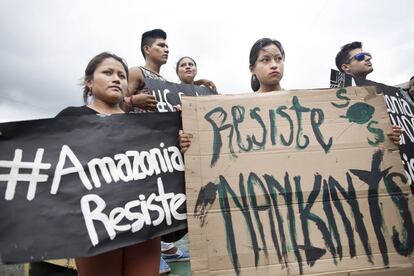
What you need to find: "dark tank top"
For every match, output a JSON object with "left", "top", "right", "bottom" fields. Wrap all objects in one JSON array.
[{"left": 132, "top": 67, "right": 167, "bottom": 113}]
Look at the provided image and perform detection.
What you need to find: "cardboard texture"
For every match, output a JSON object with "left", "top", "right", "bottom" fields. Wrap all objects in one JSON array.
[{"left": 181, "top": 87, "right": 414, "bottom": 275}]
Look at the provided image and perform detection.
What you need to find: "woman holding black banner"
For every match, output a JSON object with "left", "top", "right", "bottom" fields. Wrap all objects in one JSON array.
[{"left": 57, "top": 52, "right": 161, "bottom": 276}]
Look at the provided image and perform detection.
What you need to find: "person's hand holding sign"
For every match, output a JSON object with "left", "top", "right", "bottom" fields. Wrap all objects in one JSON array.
[
  {"left": 178, "top": 130, "right": 192, "bottom": 154},
  {"left": 387, "top": 125, "right": 403, "bottom": 145}
]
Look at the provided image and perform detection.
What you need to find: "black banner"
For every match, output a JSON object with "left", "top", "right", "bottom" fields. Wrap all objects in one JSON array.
[
  {"left": 329, "top": 69, "right": 353, "bottom": 88},
  {"left": 330, "top": 69, "right": 414, "bottom": 191},
  {"left": 144, "top": 79, "right": 215, "bottom": 112},
  {"left": 0, "top": 112, "right": 187, "bottom": 263}
]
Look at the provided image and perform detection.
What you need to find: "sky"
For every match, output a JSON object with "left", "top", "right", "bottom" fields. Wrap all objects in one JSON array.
[{"left": 0, "top": 0, "right": 413, "bottom": 122}]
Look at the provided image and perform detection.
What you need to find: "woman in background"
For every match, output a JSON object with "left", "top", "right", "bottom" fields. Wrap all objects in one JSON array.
[{"left": 176, "top": 56, "right": 218, "bottom": 94}]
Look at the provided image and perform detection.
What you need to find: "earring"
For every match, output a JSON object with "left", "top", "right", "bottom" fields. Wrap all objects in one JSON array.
[
  {"left": 88, "top": 87, "right": 92, "bottom": 96},
  {"left": 251, "top": 74, "right": 260, "bottom": 92}
]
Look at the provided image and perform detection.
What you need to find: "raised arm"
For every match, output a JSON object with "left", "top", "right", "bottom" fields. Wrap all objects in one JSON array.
[{"left": 194, "top": 78, "right": 218, "bottom": 94}]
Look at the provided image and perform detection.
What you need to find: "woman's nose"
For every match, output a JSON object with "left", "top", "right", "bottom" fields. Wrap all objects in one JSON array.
[{"left": 112, "top": 74, "right": 121, "bottom": 83}]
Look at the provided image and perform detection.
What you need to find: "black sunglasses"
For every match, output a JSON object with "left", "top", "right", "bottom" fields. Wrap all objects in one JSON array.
[{"left": 347, "top": 52, "right": 372, "bottom": 63}]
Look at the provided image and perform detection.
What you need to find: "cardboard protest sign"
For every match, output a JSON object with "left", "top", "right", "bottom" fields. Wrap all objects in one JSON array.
[
  {"left": 353, "top": 79, "right": 414, "bottom": 191},
  {"left": 330, "top": 69, "right": 414, "bottom": 192},
  {"left": 144, "top": 79, "right": 215, "bottom": 112},
  {"left": 182, "top": 87, "right": 414, "bottom": 275},
  {"left": 0, "top": 112, "right": 187, "bottom": 264}
]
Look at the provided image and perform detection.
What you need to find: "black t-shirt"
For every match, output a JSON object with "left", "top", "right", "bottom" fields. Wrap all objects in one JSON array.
[{"left": 55, "top": 106, "right": 98, "bottom": 117}]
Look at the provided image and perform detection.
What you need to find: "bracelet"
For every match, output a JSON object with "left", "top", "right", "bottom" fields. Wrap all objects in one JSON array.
[{"left": 129, "top": 96, "right": 134, "bottom": 107}]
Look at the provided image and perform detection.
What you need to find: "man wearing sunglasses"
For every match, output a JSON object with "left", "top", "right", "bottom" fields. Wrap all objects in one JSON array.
[
  {"left": 335, "top": 41, "right": 373, "bottom": 79},
  {"left": 335, "top": 41, "right": 404, "bottom": 145}
]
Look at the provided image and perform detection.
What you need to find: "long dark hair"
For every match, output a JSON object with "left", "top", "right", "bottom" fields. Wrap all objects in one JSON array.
[
  {"left": 82, "top": 52, "right": 128, "bottom": 103},
  {"left": 249, "top": 38, "right": 285, "bottom": 92}
]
